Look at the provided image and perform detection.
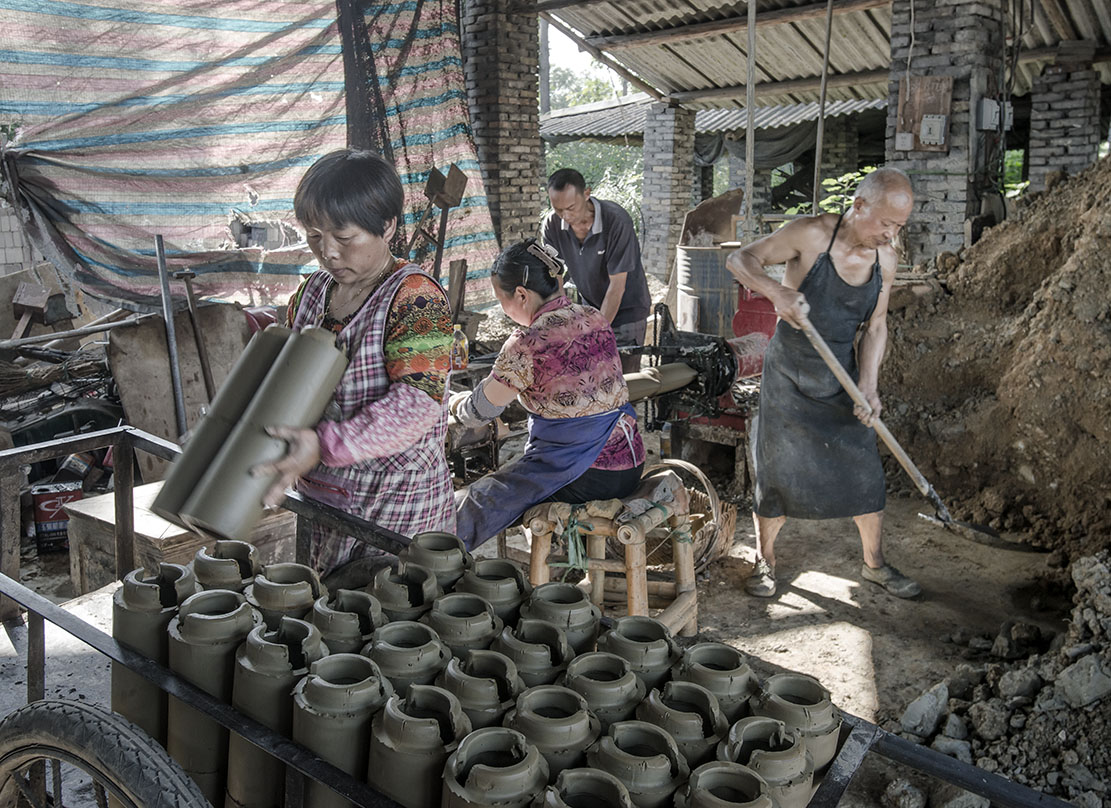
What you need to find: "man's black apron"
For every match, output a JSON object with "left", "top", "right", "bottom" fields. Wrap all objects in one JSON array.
[{"left": 753, "top": 214, "right": 886, "bottom": 519}]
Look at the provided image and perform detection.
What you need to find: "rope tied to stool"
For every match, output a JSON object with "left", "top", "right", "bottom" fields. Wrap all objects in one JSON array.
[{"left": 548, "top": 506, "right": 590, "bottom": 582}]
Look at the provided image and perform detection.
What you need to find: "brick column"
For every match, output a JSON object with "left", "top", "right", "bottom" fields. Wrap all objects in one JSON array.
[
  {"left": 885, "top": 0, "right": 1006, "bottom": 263},
  {"left": 461, "top": 2, "right": 542, "bottom": 247},
  {"left": 641, "top": 103, "right": 695, "bottom": 278},
  {"left": 727, "top": 154, "right": 771, "bottom": 217},
  {"left": 819, "top": 116, "right": 859, "bottom": 180},
  {"left": 1028, "top": 65, "right": 1101, "bottom": 192}
]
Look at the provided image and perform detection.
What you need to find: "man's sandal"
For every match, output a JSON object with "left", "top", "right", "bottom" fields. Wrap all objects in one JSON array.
[
  {"left": 745, "top": 559, "right": 777, "bottom": 598},
  {"left": 861, "top": 563, "right": 921, "bottom": 598}
]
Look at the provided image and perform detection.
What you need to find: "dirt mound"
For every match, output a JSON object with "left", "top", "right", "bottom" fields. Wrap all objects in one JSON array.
[{"left": 883, "top": 156, "right": 1111, "bottom": 559}]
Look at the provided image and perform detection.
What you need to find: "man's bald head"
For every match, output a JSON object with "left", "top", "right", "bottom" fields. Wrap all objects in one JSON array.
[
  {"left": 847, "top": 167, "right": 913, "bottom": 249},
  {"left": 854, "top": 167, "right": 913, "bottom": 208}
]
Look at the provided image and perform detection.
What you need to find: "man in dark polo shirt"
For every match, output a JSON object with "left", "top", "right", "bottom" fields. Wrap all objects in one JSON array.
[{"left": 543, "top": 168, "right": 651, "bottom": 372}]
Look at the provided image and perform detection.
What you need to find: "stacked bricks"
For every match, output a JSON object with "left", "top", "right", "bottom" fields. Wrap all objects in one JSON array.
[
  {"left": 727, "top": 155, "right": 771, "bottom": 218},
  {"left": 641, "top": 103, "right": 695, "bottom": 278},
  {"left": 818, "top": 116, "right": 860, "bottom": 183},
  {"left": 0, "top": 203, "right": 39, "bottom": 276},
  {"left": 1028, "top": 66, "right": 1101, "bottom": 192},
  {"left": 461, "top": 1, "right": 543, "bottom": 248},
  {"left": 884, "top": 0, "right": 1006, "bottom": 265}
]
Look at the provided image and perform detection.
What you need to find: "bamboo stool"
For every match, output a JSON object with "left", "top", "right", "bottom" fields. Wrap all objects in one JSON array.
[{"left": 522, "top": 482, "right": 698, "bottom": 638}]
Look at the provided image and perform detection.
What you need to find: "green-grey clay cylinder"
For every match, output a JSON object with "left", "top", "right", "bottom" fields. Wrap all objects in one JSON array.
[
  {"left": 421, "top": 592, "right": 502, "bottom": 659},
  {"left": 368, "top": 560, "right": 442, "bottom": 622},
  {"left": 454, "top": 558, "right": 532, "bottom": 626},
  {"left": 398, "top": 531, "right": 473, "bottom": 590},
  {"left": 292, "top": 654, "right": 393, "bottom": 808},
  {"left": 367, "top": 684, "right": 472, "bottom": 808},
  {"left": 674, "top": 761, "right": 775, "bottom": 808},
  {"left": 180, "top": 326, "right": 348, "bottom": 539},
  {"left": 166, "top": 589, "right": 262, "bottom": 804},
  {"left": 558, "top": 651, "right": 646, "bottom": 731},
  {"left": 671, "top": 642, "right": 760, "bottom": 724},
  {"left": 442, "top": 727, "right": 549, "bottom": 808},
  {"left": 225, "top": 616, "right": 327, "bottom": 808},
  {"left": 503, "top": 685, "right": 601, "bottom": 781},
  {"left": 718, "top": 716, "right": 814, "bottom": 808},
  {"left": 538, "top": 767, "right": 636, "bottom": 808},
  {"left": 750, "top": 673, "right": 841, "bottom": 772},
  {"left": 193, "top": 540, "right": 261, "bottom": 593},
  {"left": 519, "top": 582, "right": 601, "bottom": 655},
  {"left": 244, "top": 562, "right": 327, "bottom": 629},
  {"left": 111, "top": 563, "right": 196, "bottom": 746},
  {"left": 362, "top": 620, "right": 451, "bottom": 694},
  {"left": 152, "top": 325, "right": 293, "bottom": 525},
  {"left": 597, "top": 615, "right": 681, "bottom": 693},
  {"left": 635, "top": 680, "right": 728, "bottom": 769},
  {"left": 312, "top": 589, "right": 387, "bottom": 653},
  {"left": 585, "top": 720, "right": 690, "bottom": 808},
  {"left": 489, "top": 619, "right": 575, "bottom": 688},
  {"left": 435, "top": 650, "right": 524, "bottom": 729}
]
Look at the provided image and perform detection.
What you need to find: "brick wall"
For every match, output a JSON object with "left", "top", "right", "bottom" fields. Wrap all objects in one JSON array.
[
  {"left": 642, "top": 103, "right": 695, "bottom": 278},
  {"left": 1028, "top": 67, "right": 1101, "bottom": 192},
  {"left": 819, "top": 116, "right": 859, "bottom": 180},
  {"left": 0, "top": 203, "right": 40, "bottom": 276},
  {"left": 727, "top": 154, "right": 771, "bottom": 216},
  {"left": 885, "top": 0, "right": 1006, "bottom": 264},
  {"left": 461, "top": 2, "right": 543, "bottom": 247}
]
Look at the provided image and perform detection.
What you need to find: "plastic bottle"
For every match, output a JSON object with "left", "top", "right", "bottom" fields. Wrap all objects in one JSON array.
[{"left": 451, "top": 323, "right": 469, "bottom": 371}]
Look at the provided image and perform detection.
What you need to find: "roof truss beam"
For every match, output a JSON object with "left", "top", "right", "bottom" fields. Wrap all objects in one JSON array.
[{"left": 666, "top": 68, "right": 888, "bottom": 104}]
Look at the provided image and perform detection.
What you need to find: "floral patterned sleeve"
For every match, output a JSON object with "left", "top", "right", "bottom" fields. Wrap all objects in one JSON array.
[
  {"left": 490, "top": 331, "right": 533, "bottom": 393},
  {"left": 383, "top": 274, "right": 453, "bottom": 403}
]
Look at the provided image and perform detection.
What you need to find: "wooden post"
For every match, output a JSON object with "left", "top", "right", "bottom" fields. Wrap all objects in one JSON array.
[
  {"left": 744, "top": 0, "right": 757, "bottom": 241},
  {"left": 623, "top": 539, "right": 649, "bottom": 616},
  {"left": 113, "top": 432, "right": 135, "bottom": 579},
  {"left": 812, "top": 0, "right": 834, "bottom": 211},
  {"left": 528, "top": 521, "right": 553, "bottom": 586},
  {"left": 0, "top": 468, "right": 21, "bottom": 623},
  {"left": 671, "top": 514, "right": 698, "bottom": 636},
  {"left": 586, "top": 533, "right": 606, "bottom": 607}
]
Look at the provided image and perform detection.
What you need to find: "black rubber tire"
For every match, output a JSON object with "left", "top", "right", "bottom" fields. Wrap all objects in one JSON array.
[{"left": 0, "top": 699, "right": 210, "bottom": 808}]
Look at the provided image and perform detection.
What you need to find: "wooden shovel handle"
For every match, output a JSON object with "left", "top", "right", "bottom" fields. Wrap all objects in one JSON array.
[{"left": 797, "top": 317, "right": 932, "bottom": 499}]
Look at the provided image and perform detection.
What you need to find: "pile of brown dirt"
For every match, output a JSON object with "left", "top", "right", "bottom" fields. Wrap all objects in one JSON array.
[{"left": 883, "top": 156, "right": 1111, "bottom": 560}]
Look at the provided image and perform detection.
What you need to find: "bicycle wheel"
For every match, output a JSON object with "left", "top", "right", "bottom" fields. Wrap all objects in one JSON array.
[{"left": 0, "top": 699, "right": 209, "bottom": 808}]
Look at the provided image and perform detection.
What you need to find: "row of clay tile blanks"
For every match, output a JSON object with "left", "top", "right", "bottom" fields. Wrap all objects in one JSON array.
[
  {"left": 504, "top": 685, "right": 601, "bottom": 780},
  {"left": 597, "top": 616, "right": 681, "bottom": 692},
  {"left": 454, "top": 558, "right": 531, "bottom": 627},
  {"left": 369, "top": 560, "right": 442, "bottom": 622},
  {"left": 538, "top": 767, "right": 635, "bottom": 808},
  {"left": 585, "top": 720, "right": 690, "bottom": 808},
  {"left": 674, "top": 761, "right": 776, "bottom": 808},
  {"left": 226, "top": 617, "right": 327, "bottom": 808},
  {"left": 292, "top": 654, "right": 393, "bottom": 808},
  {"left": 166, "top": 590, "right": 263, "bottom": 804},
  {"left": 559, "top": 652, "right": 646, "bottom": 730},
  {"left": 176, "top": 325, "right": 349, "bottom": 539},
  {"left": 422, "top": 592, "right": 503, "bottom": 659},
  {"left": 244, "top": 562, "right": 327, "bottom": 629},
  {"left": 718, "top": 716, "right": 814, "bottom": 808},
  {"left": 519, "top": 582, "right": 601, "bottom": 655},
  {"left": 437, "top": 650, "right": 525, "bottom": 729},
  {"left": 442, "top": 727, "right": 550, "bottom": 808},
  {"left": 750, "top": 672, "right": 842, "bottom": 771},
  {"left": 194, "top": 540, "right": 261, "bottom": 593},
  {"left": 152, "top": 325, "right": 294, "bottom": 526},
  {"left": 399, "top": 531, "right": 474, "bottom": 590},
  {"left": 312, "top": 589, "right": 388, "bottom": 653},
  {"left": 111, "top": 563, "right": 197, "bottom": 746},
  {"left": 367, "top": 684, "right": 473, "bottom": 808},
  {"left": 490, "top": 618, "right": 576, "bottom": 688},
  {"left": 671, "top": 642, "right": 760, "bottom": 724},
  {"left": 363, "top": 620, "right": 451, "bottom": 694},
  {"left": 637, "top": 680, "right": 728, "bottom": 769}
]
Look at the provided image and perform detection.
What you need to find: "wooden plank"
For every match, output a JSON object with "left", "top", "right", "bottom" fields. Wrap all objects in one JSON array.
[
  {"left": 895, "top": 76, "right": 953, "bottom": 153},
  {"left": 666, "top": 68, "right": 888, "bottom": 104},
  {"left": 1039, "top": 0, "right": 1078, "bottom": 41},
  {"left": 0, "top": 468, "right": 20, "bottom": 622}
]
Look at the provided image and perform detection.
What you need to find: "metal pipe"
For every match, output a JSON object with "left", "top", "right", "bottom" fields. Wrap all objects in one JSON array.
[
  {"left": 0, "top": 312, "right": 159, "bottom": 351},
  {"left": 173, "top": 270, "right": 216, "bottom": 402},
  {"left": 155, "top": 235, "right": 188, "bottom": 437}
]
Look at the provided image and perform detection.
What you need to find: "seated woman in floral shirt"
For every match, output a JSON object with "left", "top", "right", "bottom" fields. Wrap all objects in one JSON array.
[{"left": 453, "top": 238, "right": 646, "bottom": 548}]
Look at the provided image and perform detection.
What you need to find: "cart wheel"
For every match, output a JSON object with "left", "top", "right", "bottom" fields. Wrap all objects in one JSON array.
[{"left": 0, "top": 699, "right": 209, "bottom": 808}]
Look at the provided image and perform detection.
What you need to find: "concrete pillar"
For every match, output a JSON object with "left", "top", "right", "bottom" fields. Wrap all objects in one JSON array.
[
  {"left": 1028, "top": 64, "right": 1101, "bottom": 192},
  {"left": 461, "top": 2, "right": 543, "bottom": 247},
  {"left": 642, "top": 103, "right": 695, "bottom": 279},
  {"left": 884, "top": 0, "right": 1006, "bottom": 264}
]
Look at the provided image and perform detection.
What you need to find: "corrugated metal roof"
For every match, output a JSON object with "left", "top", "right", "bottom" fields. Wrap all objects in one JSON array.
[
  {"left": 546, "top": 0, "right": 1110, "bottom": 108},
  {"left": 540, "top": 94, "right": 886, "bottom": 141}
]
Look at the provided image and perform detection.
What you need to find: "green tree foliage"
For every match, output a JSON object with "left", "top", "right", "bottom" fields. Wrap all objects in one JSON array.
[
  {"left": 549, "top": 66, "right": 614, "bottom": 109},
  {"left": 783, "top": 167, "right": 876, "bottom": 215}
]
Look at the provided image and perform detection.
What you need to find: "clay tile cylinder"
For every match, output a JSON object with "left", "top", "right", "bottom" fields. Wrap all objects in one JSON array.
[
  {"left": 597, "top": 615, "right": 681, "bottom": 692},
  {"left": 192, "top": 540, "right": 261, "bottom": 593},
  {"left": 636, "top": 680, "right": 728, "bottom": 769},
  {"left": 674, "top": 761, "right": 776, "bottom": 808},
  {"left": 489, "top": 618, "right": 576, "bottom": 688},
  {"left": 244, "top": 562, "right": 327, "bottom": 629},
  {"left": 369, "top": 560, "right": 443, "bottom": 622},
  {"left": 292, "top": 653, "right": 393, "bottom": 808},
  {"left": 368, "top": 683, "right": 473, "bottom": 808},
  {"left": 504, "top": 685, "right": 601, "bottom": 780},
  {"left": 312, "top": 589, "right": 388, "bottom": 654},
  {"left": 166, "top": 589, "right": 263, "bottom": 804},
  {"left": 539, "top": 767, "right": 636, "bottom": 808},
  {"left": 585, "top": 720, "right": 690, "bottom": 808},
  {"left": 111, "top": 562, "right": 196, "bottom": 746},
  {"left": 671, "top": 642, "right": 760, "bottom": 724},
  {"left": 558, "top": 651, "right": 645, "bottom": 731},
  {"left": 718, "top": 716, "right": 814, "bottom": 808},
  {"left": 519, "top": 582, "right": 601, "bottom": 655},
  {"left": 454, "top": 558, "right": 532, "bottom": 627},
  {"left": 750, "top": 673, "right": 841, "bottom": 772},
  {"left": 362, "top": 620, "right": 451, "bottom": 694},
  {"left": 226, "top": 616, "right": 327, "bottom": 808},
  {"left": 442, "top": 726, "right": 549, "bottom": 808},
  {"left": 399, "top": 531, "right": 474, "bottom": 590},
  {"left": 422, "top": 592, "right": 503, "bottom": 659},
  {"left": 436, "top": 649, "right": 525, "bottom": 729}
]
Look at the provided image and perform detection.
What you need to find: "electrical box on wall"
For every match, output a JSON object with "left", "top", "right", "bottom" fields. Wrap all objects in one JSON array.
[
  {"left": 977, "top": 98, "right": 1014, "bottom": 131},
  {"left": 920, "top": 114, "right": 948, "bottom": 145},
  {"left": 895, "top": 76, "right": 954, "bottom": 152}
]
